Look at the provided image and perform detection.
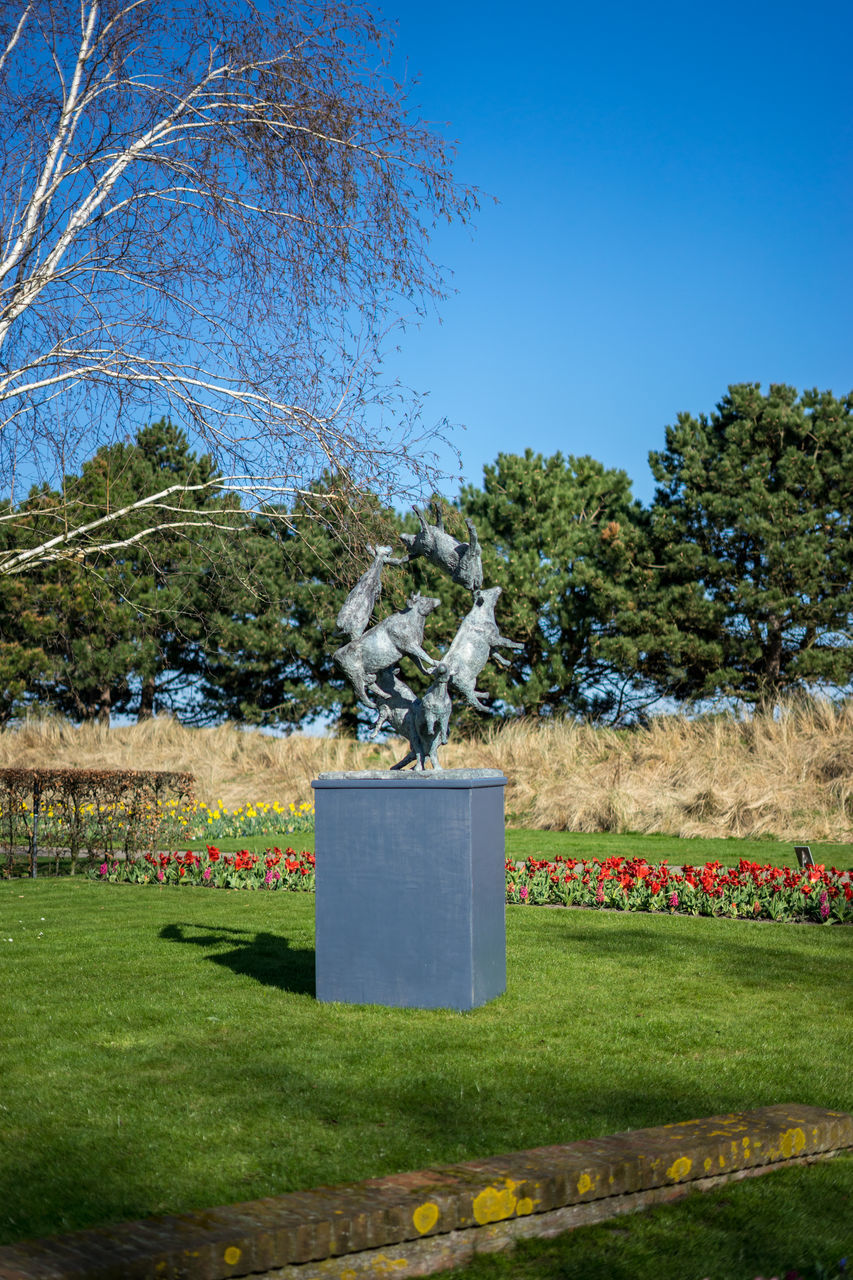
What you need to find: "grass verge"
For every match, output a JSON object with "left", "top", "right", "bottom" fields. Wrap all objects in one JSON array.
[
  {"left": 146, "top": 828, "right": 853, "bottom": 871},
  {"left": 0, "top": 879, "right": 851, "bottom": 1269},
  {"left": 504, "top": 829, "right": 853, "bottom": 870}
]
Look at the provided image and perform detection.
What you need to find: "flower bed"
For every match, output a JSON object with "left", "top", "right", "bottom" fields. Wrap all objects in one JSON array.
[
  {"left": 90, "top": 847, "right": 851, "bottom": 924},
  {"left": 93, "top": 845, "right": 315, "bottom": 891},
  {"left": 1, "top": 796, "right": 315, "bottom": 858},
  {"left": 506, "top": 855, "right": 852, "bottom": 924},
  {"left": 190, "top": 800, "right": 314, "bottom": 839}
]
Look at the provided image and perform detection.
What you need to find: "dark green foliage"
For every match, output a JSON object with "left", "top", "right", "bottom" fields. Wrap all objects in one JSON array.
[
  {"left": 0, "top": 438, "right": 408, "bottom": 731},
  {"left": 0, "top": 542, "right": 54, "bottom": 724},
  {"left": 5, "top": 382, "right": 853, "bottom": 729},
  {"left": 189, "top": 511, "right": 332, "bottom": 729},
  {"left": 457, "top": 453, "right": 654, "bottom": 722},
  {"left": 0, "top": 420, "right": 226, "bottom": 723},
  {"left": 192, "top": 485, "right": 407, "bottom": 733},
  {"left": 642, "top": 384, "right": 853, "bottom": 705}
]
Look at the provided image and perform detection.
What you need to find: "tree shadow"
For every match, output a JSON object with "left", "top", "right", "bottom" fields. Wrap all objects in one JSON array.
[{"left": 160, "top": 922, "right": 315, "bottom": 995}]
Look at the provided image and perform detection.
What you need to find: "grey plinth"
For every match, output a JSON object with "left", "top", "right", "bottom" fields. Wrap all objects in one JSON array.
[{"left": 311, "top": 769, "right": 507, "bottom": 1011}]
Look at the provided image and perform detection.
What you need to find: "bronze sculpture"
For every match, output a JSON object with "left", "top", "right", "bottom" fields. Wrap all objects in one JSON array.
[
  {"left": 398, "top": 505, "right": 484, "bottom": 591},
  {"left": 332, "top": 593, "right": 440, "bottom": 709},
  {"left": 332, "top": 507, "right": 522, "bottom": 770},
  {"left": 335, "top": 545, "right": 405, "bottom": 641}
]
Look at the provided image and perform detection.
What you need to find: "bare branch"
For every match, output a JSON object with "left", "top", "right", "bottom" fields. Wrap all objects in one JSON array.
[
  {"left": 0, "top": 471, "right": 348, "bottom": 573},
  {"left": 0, "top": 0, "right": 474, "bottom": 560},
  {"left": 0, "top": 1, "right": 31, "bottom": 77}
]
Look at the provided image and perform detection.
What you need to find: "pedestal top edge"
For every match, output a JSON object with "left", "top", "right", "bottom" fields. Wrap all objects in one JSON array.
[{"left": 312, "top": 768, "right": 507, "bottom": 788}]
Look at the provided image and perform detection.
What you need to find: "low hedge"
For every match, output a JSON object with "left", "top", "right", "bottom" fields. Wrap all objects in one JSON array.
[{"left": 1, "top": 767, "right": 195, "bottom": 876}]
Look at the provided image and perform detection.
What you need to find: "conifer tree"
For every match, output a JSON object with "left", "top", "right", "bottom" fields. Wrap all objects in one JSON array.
[
  {"left": 400, "top": 452, "right": 654, "bottom": 724},
  {"left": 641, "top": 383, "right": 853, "bottom": 704},
  {"left": 0, "top": 421, "right": 226, "bottom": 722},
  {"left": 194, "top": 485, "right": 404, "bottom": 732}
]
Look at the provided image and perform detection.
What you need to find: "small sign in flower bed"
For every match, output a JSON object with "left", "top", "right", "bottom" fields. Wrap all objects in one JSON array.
[
  {"left": 90, "top": 846, "right": 851, "bottom": 924},
  {"left": 506, "top": 855, "right": 853, "bottom": 924}
]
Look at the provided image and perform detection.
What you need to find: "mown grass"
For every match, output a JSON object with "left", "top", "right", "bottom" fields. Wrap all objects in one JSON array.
[
  {"left": 504, "top": 829, "right": 853, "bottom": 871},
  {"left": 90, "top": 828, "right": 853, "bottom": 871},
  {"left": 1, "top": 878, "right": 850, "bottom": 1272}
]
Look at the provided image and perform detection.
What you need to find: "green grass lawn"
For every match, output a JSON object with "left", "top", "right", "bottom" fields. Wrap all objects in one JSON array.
[
  {"left": 16, "top": 828, "right": 851, "bottom": 873},
  {"left": 0, "top": 877, "right": 851, "bottom": 1280},
  {"left": 176, "top": 828, "right": 853, "bottom": 871},
  {"left": 506, "top": 829, "right": 853, "bottom": 869}
]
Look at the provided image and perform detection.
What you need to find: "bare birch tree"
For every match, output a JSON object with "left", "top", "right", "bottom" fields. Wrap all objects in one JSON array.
[{"left": 0, "top": 0, "right": 474, "bottom": 574}]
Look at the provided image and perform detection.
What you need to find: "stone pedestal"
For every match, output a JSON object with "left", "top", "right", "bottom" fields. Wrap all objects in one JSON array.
[{"left": 311, "top": 769, "right": 507, "bottom": 1010}]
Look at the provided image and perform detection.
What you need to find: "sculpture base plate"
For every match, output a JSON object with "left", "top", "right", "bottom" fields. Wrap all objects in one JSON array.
[{"left": 311, "top": 770, "right": 507, "bottom": 1010}]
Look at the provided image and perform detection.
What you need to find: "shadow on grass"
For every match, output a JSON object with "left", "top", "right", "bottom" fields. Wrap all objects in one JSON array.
[{"left": 159, "top": 922, "right": 315, "bottom": 995}]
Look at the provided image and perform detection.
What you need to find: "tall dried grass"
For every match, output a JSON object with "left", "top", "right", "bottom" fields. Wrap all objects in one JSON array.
[{"left": 2, "top": 700, "right": 853, "bottom": 840}]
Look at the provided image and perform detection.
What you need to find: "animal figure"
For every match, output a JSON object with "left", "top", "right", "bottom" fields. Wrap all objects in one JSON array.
[
  {"left": 368, "top": 667, "right": 418, "bottom": 741},
  {"left": 443, "top": 586, "right": 523, "bottom": 712},
  {"left": 335, "top": 544, "right": 403, "bottom": 641},
  {"left": 419, "top": 662, "right": 453, "bottom": 750},
  {"left": 369, "top": 664, "right": 452, "bottom": 770},
  {"left": 398, "top": 505, "right": 483, "bottom": 591},
  {"left": 333, "top": 593, "right": 440, "bottom": 708}
]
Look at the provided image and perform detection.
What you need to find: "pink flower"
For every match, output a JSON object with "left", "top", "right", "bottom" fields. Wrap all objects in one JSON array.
[
  {"left": 203, "top": 867, "right": 212, "bottom": 880},
  {"left": 99, "top": 862, "right": 108, "bottom": 876},
  {"left": 157, "top": 869, "right": 164, "bottom": 882},
  {"left": 668, "top": 891, "right": 679, "bottom": 908},
  {"left": 519, "top": 885, "right": 528, "bottom": 900}
]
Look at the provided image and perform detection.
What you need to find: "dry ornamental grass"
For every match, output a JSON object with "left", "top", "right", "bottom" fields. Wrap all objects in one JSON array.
[{"left": 2, "top": 699, "right": 853, "bottom": 841}]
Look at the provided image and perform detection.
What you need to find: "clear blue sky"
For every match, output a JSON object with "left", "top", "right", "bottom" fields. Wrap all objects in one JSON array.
[{"left": 378, "top": 0, "right": 852, "bottom": 504}]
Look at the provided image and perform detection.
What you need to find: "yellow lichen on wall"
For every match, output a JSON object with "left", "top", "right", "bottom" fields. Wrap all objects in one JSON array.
[
  {"left": 666, "top": 1156, "right": 692, "bottom": 1182},
  {"left": 340, "top": 1256, "right": 408, "bottom": 1279},
  {"left": 471, "top": 1177, "right": 540, "bottom": 1225},
  {"left": 779, "top": 1127, "right": 806, "bottom": 1159},
  {"left": 412, "top": 1202, "right": 440, "bottom": 1235}
]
